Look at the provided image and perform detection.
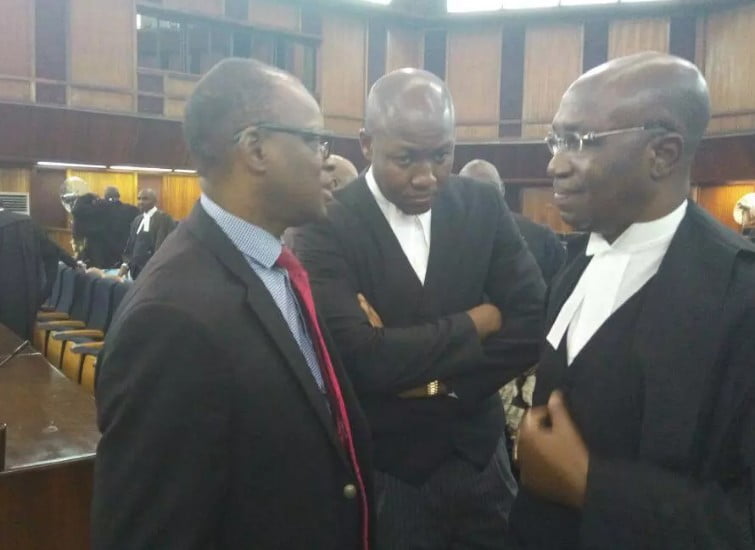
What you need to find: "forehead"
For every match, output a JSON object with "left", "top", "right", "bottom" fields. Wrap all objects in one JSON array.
[
  {"left": 378, "top": 119, "right": 454, "bottom": 150},
  {"left": 276, "top": 84, "right": 323, "bottom": 128}
]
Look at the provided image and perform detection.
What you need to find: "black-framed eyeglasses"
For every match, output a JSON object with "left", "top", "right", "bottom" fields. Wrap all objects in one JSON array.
[
  {"left": 234, "top": 122, "right": 333, "bottom": 159},
  {"left": 545, "top": 124, "right": 668, "bottom": 155}
]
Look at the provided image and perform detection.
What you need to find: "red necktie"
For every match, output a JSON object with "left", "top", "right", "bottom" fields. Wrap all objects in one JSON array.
[{"left": 276, "top": 247, "right": 369, "bottom": 550}]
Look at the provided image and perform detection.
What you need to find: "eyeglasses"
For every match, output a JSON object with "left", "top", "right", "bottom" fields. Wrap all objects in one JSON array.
[
  {"left": 234, "top": 122, "right": 333, "bottom": 159},
  {"left": 544, "top": 124, "right": 667, "bottom": 155}
]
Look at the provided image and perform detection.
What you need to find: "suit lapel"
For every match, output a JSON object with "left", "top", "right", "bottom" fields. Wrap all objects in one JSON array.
[
  {"left": 340, "top": 178, "right": 423, "bottom": 293},
  {"left": 634, "top": 204, "right": 734, "bottom": 469},
  {"left": 184, "top": 202, "right": 348, "bottom": 464}
]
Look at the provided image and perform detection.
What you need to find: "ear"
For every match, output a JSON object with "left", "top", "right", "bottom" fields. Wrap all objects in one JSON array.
[
  {"left": 236, "top": 127, "right": 266, "bottom": 173},
  {"left": 649, "top": 133, "right": 684, "bottom": 180},
  {"left": 359, "top": 129, "right": 373, "bottom": 164}
]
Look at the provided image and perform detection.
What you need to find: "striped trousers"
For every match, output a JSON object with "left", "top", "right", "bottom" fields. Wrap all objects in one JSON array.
[{"left": 375, "top": 436, "right": 517, "bottom": 549}]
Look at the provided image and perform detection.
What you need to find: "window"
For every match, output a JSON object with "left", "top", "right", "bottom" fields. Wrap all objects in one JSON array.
[{"left": 136, "top": 9, "right": 318, "bottom": 91}]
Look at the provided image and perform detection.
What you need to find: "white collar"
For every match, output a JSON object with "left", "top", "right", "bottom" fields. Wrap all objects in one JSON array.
[
  {"left": 142, "top": 206, "right": 158, "bottom": 219},
  {"left": 586, "top": 200, "right": 688, "bottom": 257},
  {"left": 365, "top": 167, "right": 432, "bottom": 228}
]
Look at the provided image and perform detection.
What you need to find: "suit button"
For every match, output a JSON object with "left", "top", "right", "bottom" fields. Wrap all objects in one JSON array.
[{"left": 343, "top": 484, "right": 357, "bottom": 499}]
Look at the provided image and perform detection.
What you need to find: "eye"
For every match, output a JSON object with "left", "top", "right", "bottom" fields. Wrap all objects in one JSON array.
[
  {"left": 433, "top": 151, "right": 450, "bottom": 164},
  {"left": 393, "top": 155, "right": 413, "bottom": 167}
]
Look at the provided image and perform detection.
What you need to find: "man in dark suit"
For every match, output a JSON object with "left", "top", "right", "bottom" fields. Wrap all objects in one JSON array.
[
  {"left": 118, "top": 188, "right": 175, "bottom": 279},
  {"left": 510, "top": 52, "right": 755, "bottom": 549},
  {"left": 295, "top": 69, "right": 545, "bottom": 548},
  {"left": 93, "top": 58, "right": 374, "bottom": 549},
  {"left": 459, "top": 159, "right": 566, "bottom": 286}
]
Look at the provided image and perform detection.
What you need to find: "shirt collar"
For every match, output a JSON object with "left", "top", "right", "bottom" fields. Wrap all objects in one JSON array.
[
  {"left": 365, "top": 166, "right": 432, "bottom": 229},
  {"left": 200, "top": 193, "right": 281, "bottom": 269},
  {"left": 586, "top": 199, "right": 688, "bottom": 256},
  {"left": 143, "top": 206, "right": 158, "bottom": 219}
]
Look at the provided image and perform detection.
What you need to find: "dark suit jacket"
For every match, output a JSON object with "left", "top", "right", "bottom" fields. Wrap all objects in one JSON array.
[
  {"left": 0, "top": 210, "right": 75, "bottom": 338},
  {"left": 93, "top": 203, "right": 374, "bottom": 549},
  {"left": 521, "top": 203, "right": 755, "bottom": 549},
  {"left": 513, "top": 212, "right": 566, "bottom": 285},
  {"left": 294, "top": 175, "right": 545, "bottom": 483},
  {"left": 122, "top": 209, "right": 175, "bottom": 265}
]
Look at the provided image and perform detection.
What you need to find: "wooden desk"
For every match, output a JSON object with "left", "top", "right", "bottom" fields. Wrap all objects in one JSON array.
[{"left": 0, "top": 324, "right": 98, "bottom": 549}]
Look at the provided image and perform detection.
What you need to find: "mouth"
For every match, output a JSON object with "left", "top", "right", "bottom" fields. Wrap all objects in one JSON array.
[{"left": 553, "top": 185, "right": 586, "bottom": 204}]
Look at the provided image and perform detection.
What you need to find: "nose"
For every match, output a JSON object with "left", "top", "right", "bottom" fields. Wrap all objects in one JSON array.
[
  {"left": 411, "top": 161, "right": 437, "bottom": 190},
  {"left": 547, "top": 151, "right": 573, "bottom": 179}
]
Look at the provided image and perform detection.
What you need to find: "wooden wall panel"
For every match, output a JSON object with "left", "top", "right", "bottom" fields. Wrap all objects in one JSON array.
[
  {"left": 521, "top": 186, "right": 572, "bottom": 233},
  {"left": 0, "top": 168, "right": 31, "bottom": 193},
  {"left": 69, "top": 88, "right": 133, "bottom": 112},
  {"left": 447, "top": 26, "right": 502, "bottom": 141},
  {"left": 0, "top": 79, "right": 31, "bottom": 102},
  {"left": 697, "top": 182, "right": 755, "bottom": 232},
  {"left": 161, "top": 174, "right": 201, "bottom": 220},
  {"left": 0, "top": 0, "right": 32, "bottom": 77},
  {"left": 70, "top": 0, "right": 135, "bottom": 90},
  {"left": 320, "top": 14, "right": 366, "bottom": 135},
  {"left": 704, "top": 4, "right": 755, "bottom": 134},
  {"left": 248, "top": 0, "right": 300, "bottom": 31},
  {"left": 522, "top": 24, "right": 583, "bottom": 139},
  {"left": 67, "top": 170, "right": 138, "bottom": 207},
  {"left": 165, "top": 98, "right": 186, "bottom": 119},
  {"left": 386, "top": 26, "right": 423, "bottom": 72},
  {"left": 30, "top": 169, "right": 68, "bottom": 228},
  {"left": 608, "top": 18, "right": 669, "bottom": 59},
  {"left": 163, "top": 0, "right": 224, "bottom": 16},
  {"left": 165, "top": 75, "right": 198, "bottom": 98}
]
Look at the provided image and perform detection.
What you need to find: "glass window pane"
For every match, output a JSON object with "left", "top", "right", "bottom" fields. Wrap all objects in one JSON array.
[
  {"left": 187, "top": 23, "right": 209, "bottom": 74},
  {"left": 232, "top": 30, "right": 252, "bottom": 58},
  {"left": 206, "top": 28, "right": 231, "bottom": 72},
  {"left": 447, "top": 0, "right": 502, "bottom": 12},
  {"left": 137, "top": 14, "right": 160, "bottom": 69},
  {"left": 159, "top": 18, "right": 184, "bottom": 72},
  {"left": 250, "top": 34, "right": 275, "bottom": 65}
]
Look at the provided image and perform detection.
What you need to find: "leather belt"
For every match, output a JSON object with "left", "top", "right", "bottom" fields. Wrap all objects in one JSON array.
[{"left": 398, "top": 380, "right": 448, "bottom": 399}]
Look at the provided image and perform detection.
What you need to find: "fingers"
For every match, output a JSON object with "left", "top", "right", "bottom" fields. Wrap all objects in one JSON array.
[{"left": 547, "top": 390, "right": 570, "bottom": 426}]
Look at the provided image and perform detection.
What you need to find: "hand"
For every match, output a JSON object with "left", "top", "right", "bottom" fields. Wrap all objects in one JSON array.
[
  {"left": 465, "top": 303, "right": 502, "bottom": 340},
  {"left": 117, "top": 264, "right": 129, "bottom": 278},
  {"left": 516, "top": 390, "right": 589, "bottom": 509},
  {"left": 358, "top": 293, "right": 383, "bottom": 328}
]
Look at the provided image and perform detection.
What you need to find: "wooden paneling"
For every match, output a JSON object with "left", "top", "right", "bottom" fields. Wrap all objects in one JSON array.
[
  {"left": 248, "top": 0, "right": 299, "bottom": 31},
  {"left": 163, "top": 0, "right": 224, "bottom": 16},
  {"left": 386, "top": 26, "right": 422, "bottom": 72},
  {"left": 30, "top": 168, "right": 68, "bottom": 228},
  {"left": 583, "top": 19, "right": 609, "bottom": 72},
  {"left": 35, "top": 0, "right": 67, "bottom": 81},
  {"left": 499, "top": 23, "right": 525, "bottom": 138},
  {"left": 522, "top": 24, "right": 583, "bottom": 138},
  {"left": 0, "top": 103, "right": 192, "bottom": 168},
  {"left": 138, "top": 173, "right": 163, "bottom": 202},
  {"left": 70, "top": 0, "right": 135, "bottom": 90},
  {"left": 69, "top": 88, "right": 133, "bottom": 112},
  {"left": 46, "top": 227, "right": 74, "bottom": 253},
  {"left": 0, "top": 168, "right": 31, "bottom": 193},
  {"left": 447, "top": 26, "right": 502, "bottom": 141},
  {"left": 697, "top": 182, "right": 755, "bottom": 232},
  {"left": 165, "top": 98, "right": 187, "bottom": 119},
  {"left": 67, "top": 170, "right": 138, "bottom": 207},
  {"left": 0, "top": 79, "right": 31, "bottom": 102},
  {"left": 669, "top": 15, "right": 696, "bottom": 63},
  {"left": 367, "top": 21, "right": 387, "bottom": 90},
  {"left": 0, "top": 0, "right": 32, "bottom": 77},
  {"left": 161, "top": 174, "right": 201, "bottom": 220},
  {"left": 608, "top": 18, "right": 669, "bottom": 59},
  {"left": 423, "top": 29, "right": 446, "bottom": 80},
  {"left": 704, "top": 4, "right": 755, "bottom": 134},
  {"left": 320, "top": 14, "right": 366, "bottom": 135},
  {"left": 165, "top": 75, "right": 199, "bottom": 98},
  {"left": 521, "top": 186, "right": 572, "bottom": 233}
]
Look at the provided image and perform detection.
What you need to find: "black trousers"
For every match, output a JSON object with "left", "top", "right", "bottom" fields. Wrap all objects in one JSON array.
[{"left": 376, "top": 436, "right": 517, "bottom": 550}]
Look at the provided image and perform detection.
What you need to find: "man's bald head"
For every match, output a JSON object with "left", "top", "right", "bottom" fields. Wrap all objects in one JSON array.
[
  {"left": 364, "top": 68, "right": 454, "bottom": 138},
  {"left": 564, "top": 52, "right": 710, "bottom": 157},
  {"left": 459, "top": 160, "right": 504, "bottom": 194},
  {"left": 322, "top": 154, "right": 358, "bottom": 191},
  {"left": 184, "top": 57, "right": 313, "bottom": 176}
]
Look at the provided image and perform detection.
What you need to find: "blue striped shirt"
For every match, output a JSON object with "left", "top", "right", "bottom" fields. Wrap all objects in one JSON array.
[{"left": 200, "top": 194, "right": 325, "bottom": 391}]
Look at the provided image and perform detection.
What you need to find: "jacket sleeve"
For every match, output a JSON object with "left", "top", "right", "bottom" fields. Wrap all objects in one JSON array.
[
  {"left": 446, "top": 192, "right": 546, "bottom": 401},
  {"left": 92, "top": 303, "right": 231, "bottom": 550},
  {"left": 579, "top": 307, "right": 755, "bottom": 550},
  {"left": 294, "top": 220, "right": 486, "bottom": 395}
]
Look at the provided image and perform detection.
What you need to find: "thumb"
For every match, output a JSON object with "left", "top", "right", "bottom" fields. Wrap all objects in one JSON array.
[{"left": 547, "top": 390, "right": 570, "bottom": 424}]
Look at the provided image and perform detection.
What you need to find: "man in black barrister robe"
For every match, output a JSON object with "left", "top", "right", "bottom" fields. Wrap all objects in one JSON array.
[{"left": 509, "top": 52, "right": 755, "bottom": 549}]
